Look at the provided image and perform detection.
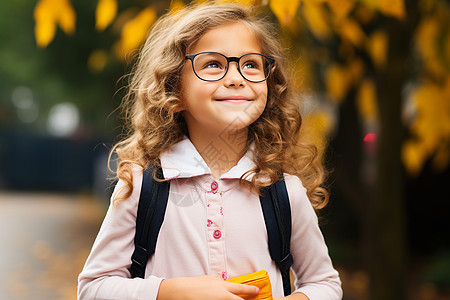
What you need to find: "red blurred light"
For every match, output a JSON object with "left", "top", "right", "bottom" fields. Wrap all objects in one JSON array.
[{"left": 364, "top": 133, "right": 377, "bottom": 143}]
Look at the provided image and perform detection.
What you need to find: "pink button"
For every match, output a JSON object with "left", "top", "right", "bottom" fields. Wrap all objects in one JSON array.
[
  {"left": 211, "top": 181, "right": 218, "bottom": 193},
  {"left": 222, "top": 272, "right": 228, "bottom": 280},
  {"left": 213, "top": 230, "right": 222, "bottom": 239}
]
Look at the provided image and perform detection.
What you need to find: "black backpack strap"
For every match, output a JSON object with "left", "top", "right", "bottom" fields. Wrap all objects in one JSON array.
[
  {"left": 260, "top": 178, "right": 293, "bottom": 296},
  {"left": 129, "top": 166, "right": 170, "bottom": 278}
]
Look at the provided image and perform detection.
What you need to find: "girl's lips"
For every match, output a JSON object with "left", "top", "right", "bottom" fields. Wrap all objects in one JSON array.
[
  {"left": 215, "top": 97, "right": 251, "bottom": 103},
  {"left": 218, "top": 99, "right": 250, "bottom": 103}
]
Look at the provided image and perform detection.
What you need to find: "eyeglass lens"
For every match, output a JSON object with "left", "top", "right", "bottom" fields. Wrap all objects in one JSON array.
[{"left": 192, "top": 53, "right": 271, "bottom": 82}]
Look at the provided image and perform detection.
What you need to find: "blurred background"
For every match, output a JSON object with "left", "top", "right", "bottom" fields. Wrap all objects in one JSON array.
[{"left": 0, "top": 0, "right": 449, "bottom": 299}]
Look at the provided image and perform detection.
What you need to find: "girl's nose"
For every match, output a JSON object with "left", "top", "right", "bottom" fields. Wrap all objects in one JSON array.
[{"left": 223, "top": 62, "right": 245, "bottom": 87}]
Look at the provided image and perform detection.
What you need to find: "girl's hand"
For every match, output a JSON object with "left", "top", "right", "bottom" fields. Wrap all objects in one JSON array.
[{"left": 157, "top": 275, "right": 260, "bottom": 300}]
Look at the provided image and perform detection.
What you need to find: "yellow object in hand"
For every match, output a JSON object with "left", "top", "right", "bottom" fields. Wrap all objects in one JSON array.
[{"left": 226, "top": 270, "right": 273, "bottom": 300}]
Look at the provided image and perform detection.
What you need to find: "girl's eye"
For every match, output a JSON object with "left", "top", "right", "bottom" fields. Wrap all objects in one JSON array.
[
  {"left": 203, "top": 60, "right": 223, "bottom": 69},
  {"left": 242, "top": 61, "right": 259, "bottom": 70}
]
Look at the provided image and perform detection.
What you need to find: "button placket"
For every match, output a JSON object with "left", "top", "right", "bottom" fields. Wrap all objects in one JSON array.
[{"left": 205, "top": 180, "right": 227, "bottom": 276}]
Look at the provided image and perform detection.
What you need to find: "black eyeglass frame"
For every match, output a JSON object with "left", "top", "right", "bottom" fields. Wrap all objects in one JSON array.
[{"left": 185, "top": 51, "right": 275, "bottom": 83}]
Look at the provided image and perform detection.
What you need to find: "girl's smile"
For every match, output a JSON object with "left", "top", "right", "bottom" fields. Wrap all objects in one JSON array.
[
  {"left": 214, "top": 95, "right": 252, "bottom": 104},
  {"left": 180, "top": 21, "right": 268, "bottom": 135}
]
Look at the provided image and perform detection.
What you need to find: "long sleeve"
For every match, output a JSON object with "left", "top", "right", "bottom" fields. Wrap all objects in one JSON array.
[
  {"left": 77, "top": 166, "right": 164, "bottom": 300},
  {"left": 284, "top": 174, "right": 343, "bottom": 300}
]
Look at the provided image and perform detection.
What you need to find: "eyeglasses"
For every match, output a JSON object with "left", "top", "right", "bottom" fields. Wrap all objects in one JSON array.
[{"left": 185, "top": 52, "right": 275, "bottom": 83}]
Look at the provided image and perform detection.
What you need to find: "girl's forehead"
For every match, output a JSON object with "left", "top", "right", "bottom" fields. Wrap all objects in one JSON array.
[{"left": 189, "top": 22, "right": 262, "bottom": 55}]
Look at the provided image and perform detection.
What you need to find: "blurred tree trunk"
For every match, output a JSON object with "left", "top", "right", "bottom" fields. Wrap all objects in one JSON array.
[{"left": 368, "top": 2, "right": 418, "bottom": 299}]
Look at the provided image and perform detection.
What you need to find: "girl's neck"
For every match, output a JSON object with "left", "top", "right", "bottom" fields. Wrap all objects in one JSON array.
[{"left": 188, "top": 126, "right": 249, "bottom": 180}]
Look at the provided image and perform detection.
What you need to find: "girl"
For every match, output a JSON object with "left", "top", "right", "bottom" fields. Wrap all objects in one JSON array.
[{"left": 78, "top": 2, "right": 342, "bottom": 300}]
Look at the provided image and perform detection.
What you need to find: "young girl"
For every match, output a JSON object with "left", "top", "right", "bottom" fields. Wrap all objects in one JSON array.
[{"left": 78, "top": 2, "right": 342, "bottom": 300}]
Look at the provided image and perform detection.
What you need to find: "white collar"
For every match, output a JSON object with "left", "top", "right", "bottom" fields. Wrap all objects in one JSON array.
[{"left": 160, "top": 136, "right": 256, "bottom": 181}]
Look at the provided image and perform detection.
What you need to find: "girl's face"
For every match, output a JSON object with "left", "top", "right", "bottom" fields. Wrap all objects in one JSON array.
[{"left": 180, "top": 22, "right": 268, "bottom": 135}]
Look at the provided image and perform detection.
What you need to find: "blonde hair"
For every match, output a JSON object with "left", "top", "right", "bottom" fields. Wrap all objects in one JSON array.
[{"left": 111, "top": 2, "right": 328, "bottom": 209}]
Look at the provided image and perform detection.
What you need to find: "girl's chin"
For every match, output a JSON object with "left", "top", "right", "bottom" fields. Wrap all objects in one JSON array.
[{"left": 216, "top": 115, "right": 259, "bottom": 130}]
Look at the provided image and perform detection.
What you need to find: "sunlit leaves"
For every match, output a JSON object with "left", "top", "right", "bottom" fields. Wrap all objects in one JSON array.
[
  {"left": 365, "top": 30, "right": 388, "bottom": 70},
  {"left": 34, "top": 0, "right": 76, "bottom": 48},
  {"left": 326, "top": 0, "right": 356, "bottom": 20},
  {"left": 324, "top": 59, "right": 364, "bottom": 103},
  {"left": 356, "top": 78, "right": 378, "bottom": 122},
  {"left": 95, "top": 0, "right": 118, "bottom": 32},
  {"left": 115, "top": 7, "right": 157, "bottom": 59},
  {"left": 361, "top": 0, "right": 405, "bottom": 19},
  {"left": 302, "top": 1, "right": 331, "bottom": 40},
  {"left": 335, "top": 18, "right": 366, "bottom": 48},
  {"left": 403, "top": 81, "right": 450, "bottom": 175},
  {"left": 400, "top": 0, "right": 450, "bottom": 175},
  {"left": 270, "top": 0, "right": 302, "bottom": 26},
  {"left": 402, "top": 140, "right": 426, "bottom": 176},
  {"left": 325, "top": 64, "right": 352, "bottom": 103},
  {"left": 415, "top": 16, "right": 450, "bottom": 79}
]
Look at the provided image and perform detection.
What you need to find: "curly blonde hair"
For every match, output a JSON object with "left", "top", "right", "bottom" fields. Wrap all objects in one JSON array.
[{"left": 111, "top": 2, "right": 328, "bottom": 209}]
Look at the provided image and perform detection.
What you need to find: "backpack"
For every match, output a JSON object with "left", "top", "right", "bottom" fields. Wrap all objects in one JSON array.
[{"left": 129, "top": 166, "right": 293, "bottom": 296}]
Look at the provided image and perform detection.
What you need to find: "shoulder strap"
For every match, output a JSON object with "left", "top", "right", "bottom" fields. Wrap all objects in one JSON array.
[
  {"left": 259, "top": 178, "right": 293, "bottom": 296},
  {"left": 129, "top": 166, "right": 170, "bottom": 278}
]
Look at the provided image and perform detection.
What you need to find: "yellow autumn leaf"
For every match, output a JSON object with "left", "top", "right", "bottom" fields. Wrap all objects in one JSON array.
[
  {"left": 361, "top": 0, "right": 405, "bottom": 19},
  {"left": 356, "top": 78, "right": 378, "bottom": 122},
  {"left": 404, "top": 81, "right": 450, "bottom": 174},
  {"left": 34, "top": 6, "right": 57, "bottom": 48},
  {"left": 57, "top": 0, "right": 76, "bottom": 34},
  {"left": 96, "top": 0, "right": 118, "bottom": 31},
  {"left": 270, "top": 0, "right": 302, "bottom": 26},
  {"left": 34, "top": 0, "right": 76, "bottom": 47},
  {"left": 170, "top": 0, "right": 186, "bottom": 13},
  {"left": 402, "top": 140, "right": 427, "bottom": 176},
  {"left": 412, "top": 83, "right": 448, "bottom": 145},
  {"left": 335, "top": 18, "right": 366, "bottom": 48},
  {"left": 116, "top": 7, "right": 157, "bottom": 59},
  {"left": 87, "top": 49, "right": 108, "bottom": 73},
  {"left": 325, "top": 0, "right": 355, "bottom": 20},
  {"left": 415, "top": 18, "right": 446, "bottom": 78},
  {"left": 302, "top": 1, "right": 331, "bottom": 40},
  {"left": 377, "top": 0, "right": 405, "bottom": 19},
  {"left": 365, "top": 30, "right": 388, "bottom": 70},
  {"left": 325, "top": 64, "right": 352, "bottom": 103}
]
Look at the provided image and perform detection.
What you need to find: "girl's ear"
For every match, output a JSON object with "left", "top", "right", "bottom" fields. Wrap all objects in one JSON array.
[
  {"left": 173, "top": 99, "right": 186, "bottom": 113},
  {"left": 174, "top": 106, "right": 185, "bottom": 113}
]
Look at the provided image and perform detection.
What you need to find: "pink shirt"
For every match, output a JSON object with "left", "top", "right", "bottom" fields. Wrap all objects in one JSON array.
[{"left": 78, "top": 137, "right": 342, "bottom": 299}]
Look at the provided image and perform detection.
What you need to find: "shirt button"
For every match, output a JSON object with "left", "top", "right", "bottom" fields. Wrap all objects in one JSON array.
[
  {"left": 211, "top": 181, "right": 219, "bottom": 193},
  {"left": 213, "top": 229, "right": 222, "bottom": 239}
]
